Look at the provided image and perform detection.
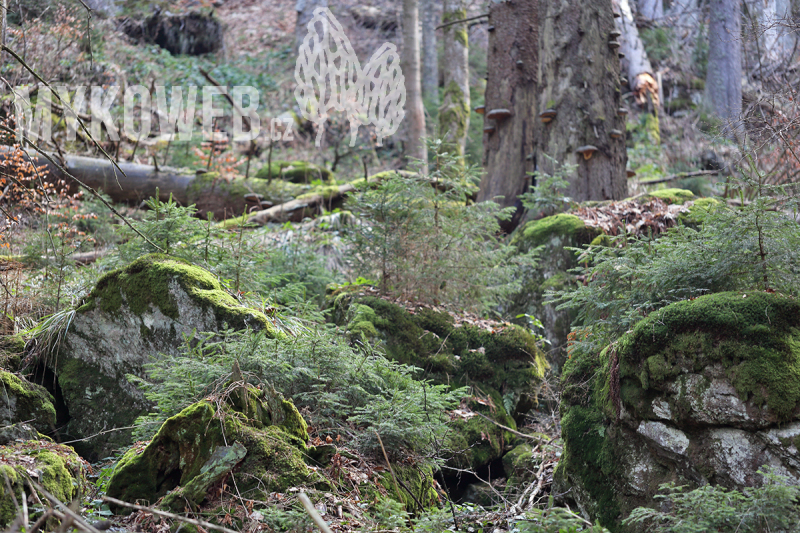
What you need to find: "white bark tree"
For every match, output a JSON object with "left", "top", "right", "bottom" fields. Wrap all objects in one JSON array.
[
  {"left": 615, "top": 0, "right": 660, "bottom": 107},
  {"left": 402, "top": 0, "right": 428, "bottom": 167}
]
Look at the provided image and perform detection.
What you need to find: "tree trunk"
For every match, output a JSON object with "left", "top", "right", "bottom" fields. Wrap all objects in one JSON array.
[
  {"left": 752, "top": 0, "right": 795, "bottom": 69},
  {"left": 438, "top": 0, "right": 470, "bottom": 157},
  {"left": 421, "top": 0, "right": 439, "bottom": 107},
  {"left": 0, "top": 147, "right": 274, "bottom": 220},
  {"left": 401, "top": 0, "right": 428, "bottom": 168},
  {"left": 538, "top": 0, "right": 628, "bottom": 202},
  {"left": 477, "top": 0, "right": 538, "bottom": 230},
  {"left": 295, "top": 0, "right": 328, "bottom": 53},
  {"left": 706, "top": 0, "right": 743, "bottom": 140},
  {"left": 479, "top": 0, "right": 627, "bottom": 230},
  {"left": 637, "top": 0, "right": 663, "bottom": 20},
  {"left": 615, "top": 0, "right": 660, "bottom": 107}
]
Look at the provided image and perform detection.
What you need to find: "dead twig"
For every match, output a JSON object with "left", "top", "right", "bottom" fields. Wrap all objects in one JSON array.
[{"left": 102, "top": 496, "right": 239, "bottom": 533}]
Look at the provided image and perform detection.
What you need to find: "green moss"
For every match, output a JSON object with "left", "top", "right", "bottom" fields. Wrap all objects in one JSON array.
[
  {"left": 679, "top": 197, "right": 723, "bottom": 226},
  {"left": 0, "top": 371, "right": 56, "bottom": 433},
  {"left": 107, "top": 395, "right": 323, "bottom": 512},
  {"left": 87, "top": 254, "right": 276, "bottom": 335},
  {"left": 618, "top": 291, "right": 800, "bottom": 421},
  {"left": 646, "top": 188, "right": 695, "bottom": 205},
  {"left": 590, "top": 233, "right": 613, "bottom": 247},
  {"left": 373, "top": 463, "right": 439, "bottom": 511},
  {"left": 0, "top": 442, "right": 86, "bottom": 528},
  {"left": 514, "top": 214, "right": 599, "bottom": 248},
  {"left": 254, "top": 161, "right": 333, "bottom": 184},
  {"left": 439, "top": 80, "right": 470, "bottom": 156}
]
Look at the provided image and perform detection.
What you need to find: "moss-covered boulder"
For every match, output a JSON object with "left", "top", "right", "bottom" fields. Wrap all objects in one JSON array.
[
  {"left": 642, "top": 187, "right": 694, "bottom": 205},
  {"left": 46, "top": 254, "right": 277, "bottom": 460},
  {"left": 555, "top": 291, "right": 800, "bottom": 531},
  {"left": 255, "top": 161, "right": 334, "bottom": 184},
  {"left": 331, "top": 292, "right": 547, "bottom": 472},
  {"left": 509, "top": 214, "right": 602, "bottom": 371},
  {"left": 0, "top": 371, "right": 56, "bottom": 439},
  {"left": 106, "top": 387, "right": 326, "bottom": 511},
  {"left": 0, "top": 440, "right": 87, "bottom": 528}
]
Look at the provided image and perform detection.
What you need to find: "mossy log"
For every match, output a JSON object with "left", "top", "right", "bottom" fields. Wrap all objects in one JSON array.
[{"left": 0, "top": 147, "right": 275, "bottom": 219}]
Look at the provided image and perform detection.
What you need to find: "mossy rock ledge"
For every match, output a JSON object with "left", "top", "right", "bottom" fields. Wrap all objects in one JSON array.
[
  {"left": 330, "top": 291, "right": 548, "bottom": 472},
  {"left": 106, "top": 386, "right": 328, "bottom": 512},
  {"left": 554, "top": 291, "right": 800, "bottom": 531},
  {"left": 0, "top": 440, "right": 87, "bottom": 528},
  {"left": 0, "top": 370, "right": 56, "bottom": 439},
  {"left": 508, "top": 213, "right": 601, "bottom": 371},
  {"left": 46, "top": 254, "right": 277, "bottom": 461}
]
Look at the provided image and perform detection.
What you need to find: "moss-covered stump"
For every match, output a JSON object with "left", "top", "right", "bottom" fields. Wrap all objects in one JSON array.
[
  {"left": 331, "top": 292, "right": 547, "bottom": 472},
  {"left": 254, "top": 161, "right": 334, "bottom": 184},
  {"left": 509, "top": 214, "right": 602, "bottom": 371},
  {"left": 106, "top": 387, "right": 326, "bottom": 512},
  {"left": 0, "top": 371, "right": 56, "bottom": 439},
  {"left": 555, "top": 291, "right": 800, "bottom": 531},
  {"left": 0, "top": 440, "right": 87, "bottom": 528},
  {"left": 46, "top": 254, "right": 277, "bottom": 461}
]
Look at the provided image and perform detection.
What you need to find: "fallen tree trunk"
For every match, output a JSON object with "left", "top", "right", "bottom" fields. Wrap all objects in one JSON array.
[
  {"left": 245, "top": 170, "right": 414, "bottom": 226},
  {"left": 0, "top": 147, "right": 273, "bottom": 220},
  {"left": 614, "top": 0, "right": 659, "bottom": 107}
]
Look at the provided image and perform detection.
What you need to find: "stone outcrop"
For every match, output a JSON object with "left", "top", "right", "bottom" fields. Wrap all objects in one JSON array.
[
  {"left": 555, "top": 291, "right": 800, "bottom": 530},
  {"left": 106, "top": 385, "right": 325, "bottom": 511},
  {"left": 38, "top": 254, "right": 276, "bottom": 460}
]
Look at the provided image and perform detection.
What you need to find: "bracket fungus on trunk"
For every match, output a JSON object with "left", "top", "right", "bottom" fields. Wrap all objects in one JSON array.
[
  {"left": 609, "top": 129, "right": 624, "bottom": 140},
  {"left": 484, "top": 125, "right": 497, "bottom": 135},
  {"left": 474, "top": 105, "right": 486, "bottom": 115},
  {"left": 617, "top": 107, "right": 629, "bottom": 117},
  {"left": 576, "top": 145, "right": 599, "bottom": 160},
  {"left": 486, "top": 108, "right": 513, "bottom": 121},
  {"left": 539, "top": 109, "right": 558, "bottom": 123}
]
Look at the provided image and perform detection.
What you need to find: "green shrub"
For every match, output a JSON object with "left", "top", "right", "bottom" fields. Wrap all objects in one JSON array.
[{"left": 624, "top": 467, "right": 800, "bottom": 532}]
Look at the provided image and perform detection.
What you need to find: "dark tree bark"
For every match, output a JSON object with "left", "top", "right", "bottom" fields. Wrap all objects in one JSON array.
[
  {"left": 479, "top": 0, "right": 627, "bottom": 229},
  {"left": 706, "top": 0, "right": 743, "bottom": 140},
  {"left": 402, "top": 0, "right": 429, "bottom": 168}
]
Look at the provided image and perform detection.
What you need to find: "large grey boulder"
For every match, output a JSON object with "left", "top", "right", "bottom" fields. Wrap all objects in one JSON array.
[
  {"left": 42, "top": 254, "right": 275, "bottom": 460},
  {"left": 555, "top": 292, "right": 800, "bottom": 530}
]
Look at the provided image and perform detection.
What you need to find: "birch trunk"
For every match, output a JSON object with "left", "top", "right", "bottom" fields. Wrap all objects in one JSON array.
[
  {"left": 401, "top": 0, "right": 428, "bottom": 167},
  {"left": 421, "top": 0, "right": 439, "bottom": 106},
  {"left": 706, "top": 0, "right": 743, "bottom": 140},
  {"left": 438, "top": 0, "right": 470, "bottom": 157}
]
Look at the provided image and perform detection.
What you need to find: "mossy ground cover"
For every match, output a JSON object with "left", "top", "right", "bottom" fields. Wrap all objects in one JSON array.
[
  {"left": 0, "top": 370, "right": 56, "bottom": 433},
  {"left": 0, "top": 441, "right": 87, "bottom": 528}
]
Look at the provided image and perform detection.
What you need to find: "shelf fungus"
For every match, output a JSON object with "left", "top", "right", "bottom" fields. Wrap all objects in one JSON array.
[
  {"left": 627, "top": 169, "right": 636, "bottom": 178},
  {"left": 608, "top": 40, "right": 621, "bottom": 50},
  {"left": 539, "top": 109, "right": 557, "bottom": 123},
  {"left": 609, "top": 30, "right": 621, "bottom": 39},
  {"left": 609, "top": 129, "right": 624, "bottom": 140},
  {"left": 483, "top": 125, "right": 497, "bottom": 135},
  {"left": 576, "top": 145, "right": 599, "bottom": 160},
  {"left": 474, "top": 105, "right": 486, "bottom": 115},
  {"left": 486, "top": 108, "right": 513, "bottom": 121},
  {"left": 619, "top": 52, "right": 626, "bottom": 59},
  {"left": 613, "top": 10, "right": 621, "bottom": 17},
  {"left": 617, "top": 107, "right": 629, "bottom": 117}
]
